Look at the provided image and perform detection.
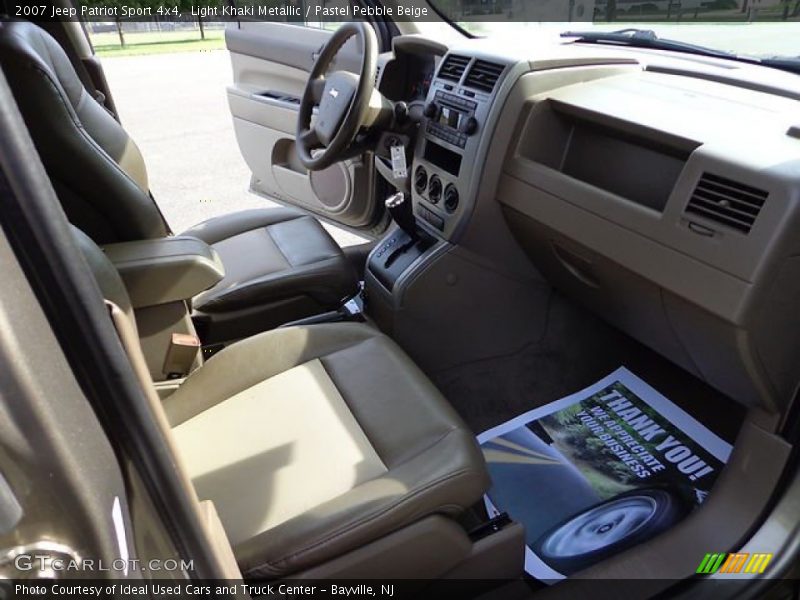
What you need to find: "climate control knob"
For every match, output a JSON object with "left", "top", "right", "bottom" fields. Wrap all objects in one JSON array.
[
  {"left": 414, "top": 166, "right": 428, "bottom": 195},
  {"left": 461, "top": 116, "right": 479, "bottom": 136},
  {"left": 444, "top": 184, "right": 460, "bottom": 213},
  {"left": 428, "top": 176, "right": 443, "bottom": 205},
  {"left": 424, "top": 102, "right": 439, "bottom": 119}
]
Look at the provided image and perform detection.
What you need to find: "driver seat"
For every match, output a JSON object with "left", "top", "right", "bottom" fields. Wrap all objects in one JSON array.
[{"left": 0, "top": 20, "right": 358, "bottom": 342}]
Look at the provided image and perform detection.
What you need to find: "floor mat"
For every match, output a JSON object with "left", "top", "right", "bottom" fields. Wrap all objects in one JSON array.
[
  {"left": 477, "top": 367, "right": 732, "bottom": 583},
  {"left": 434, "top": 292, "right": 746, "bottom": 443}
]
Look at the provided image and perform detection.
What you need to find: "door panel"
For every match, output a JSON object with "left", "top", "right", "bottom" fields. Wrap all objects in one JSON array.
[{"left": 226, "top": 22, "right": 379, "bottom": 232}]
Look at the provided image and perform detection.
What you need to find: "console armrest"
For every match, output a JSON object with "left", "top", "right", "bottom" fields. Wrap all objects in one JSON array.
[{"left": 103, "top": 237, "right": 225, "bottom": 308}]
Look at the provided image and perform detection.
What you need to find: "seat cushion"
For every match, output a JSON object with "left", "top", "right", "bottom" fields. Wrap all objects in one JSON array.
[
  {"left": 184, "top": 208, "right": 358, "bottom": 314},
  {"left": 165, "top": 323, "right": 489, "bottom": 578}
]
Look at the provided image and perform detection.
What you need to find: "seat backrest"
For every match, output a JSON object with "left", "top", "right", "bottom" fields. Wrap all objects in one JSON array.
[{"left": 0, "top": 20, "right": 168, "bottom": 244}]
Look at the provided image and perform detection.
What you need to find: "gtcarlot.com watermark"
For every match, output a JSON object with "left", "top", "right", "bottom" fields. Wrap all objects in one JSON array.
[{"left": 14, "top": 554, "right": 193, "bottom": 573}]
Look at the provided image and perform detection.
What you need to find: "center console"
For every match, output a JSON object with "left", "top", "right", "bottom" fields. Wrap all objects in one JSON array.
[
  {"left": 365, "top": 52, "right": 517, "bottom": 356},
  {"left": 410, "top": 55, "right": 509, "bottom": 241},
  {"left": 367, "top": 53, "right": 512, "bottom": 301},
  {"left": 104, "top": 237, "right": 224, "bottom": 309},
  {"left": 104, "top": 237, "right": 225, "bottom": 385}
]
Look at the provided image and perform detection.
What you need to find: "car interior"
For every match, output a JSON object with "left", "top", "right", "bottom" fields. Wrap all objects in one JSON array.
[{"left": 0, "top": 1, "right": 799, "bottom": 596}]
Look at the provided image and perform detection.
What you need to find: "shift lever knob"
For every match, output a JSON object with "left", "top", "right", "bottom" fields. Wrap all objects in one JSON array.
[
  {"left": 385, "top": 192, "right": 406, "bottom": 209},
  {"left": 385, "top": 192, "right": 418, "bottom": 240}
]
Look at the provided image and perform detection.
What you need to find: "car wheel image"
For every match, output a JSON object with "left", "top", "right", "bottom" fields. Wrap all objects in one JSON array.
[{"left": 532, "top": 488, "right": 689, "bottom": 575}]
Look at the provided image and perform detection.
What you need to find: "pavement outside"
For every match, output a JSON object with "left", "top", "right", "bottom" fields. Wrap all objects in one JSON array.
[{"left": 101, "top": 49, "right": 367, "bottom": 247}]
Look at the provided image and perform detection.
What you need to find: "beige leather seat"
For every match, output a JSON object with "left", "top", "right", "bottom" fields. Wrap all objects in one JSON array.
[
  {"left": 166, "top": 324, "right": 488, "bottom": 577},
  {"left": 74, "top": 228, "right": 490, "bottom": 578},
  {"left": 0, "top": 20, "right": 357, "bottom": 342}
]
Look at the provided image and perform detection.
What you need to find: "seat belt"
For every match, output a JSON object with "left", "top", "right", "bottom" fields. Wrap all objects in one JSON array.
[
  {"left": 104, "top": 300, "right": 245, "bottom": 583},
  {"left": 72, "top": 57, "right": 118, "bottom": 120}
]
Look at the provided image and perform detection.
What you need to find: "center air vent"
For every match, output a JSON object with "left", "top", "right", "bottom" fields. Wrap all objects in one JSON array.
[
  {"left": 464, "top": 60, "right": 505, "bottom": 93},
  {"left": 437, "top": 54, "right": 470, "bottom": 83},
  {"left": 685, "top": 173, "right": 768, "bottom": 234}
]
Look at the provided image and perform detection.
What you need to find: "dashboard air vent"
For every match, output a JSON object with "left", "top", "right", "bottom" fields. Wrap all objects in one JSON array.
[
  {"left": 464, "top": 59, "right": 505, "bottom": 93},
  {"left": 685, "top": 173, "right": 767, "bottom": 234},
  {"left": 438, "top": 54, "right": 470, "bottom": 83}
]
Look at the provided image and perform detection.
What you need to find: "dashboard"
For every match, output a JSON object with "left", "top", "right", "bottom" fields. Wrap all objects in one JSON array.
[
  {"left": 370, "top": 34, "right": 800, "bottom": 415},
  {"left": 377, "top": 43, "right": 439, "bottom": 103},
  {"left": 499, "top": 67, "right": 800, "bottom": 413}
]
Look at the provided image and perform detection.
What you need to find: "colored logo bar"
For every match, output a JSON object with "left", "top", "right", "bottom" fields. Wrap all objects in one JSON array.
[{"left": 696, "top": 552, "right": 773, "bottom": 575}]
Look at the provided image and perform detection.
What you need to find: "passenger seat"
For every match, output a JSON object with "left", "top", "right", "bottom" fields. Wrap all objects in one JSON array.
[{"left": 73, "top": 227, "right": 490, "bottom": 578}]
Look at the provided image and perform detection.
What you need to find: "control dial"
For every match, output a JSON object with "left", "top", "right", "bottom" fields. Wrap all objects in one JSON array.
[
  {"left": 424, "top": 102, "right": 438, "bottom": 119},
  {"left": 444, "top": 184, "right": 460, "bottom": 213},
  {"left": 460, "top": 116, "right": 479, "bottom": 136},
  {"left": 414, "top": 166, "right": 428, "bottom": 195},
  {"left": 428, "top": 176, "right": 443, "bottom": 204}
]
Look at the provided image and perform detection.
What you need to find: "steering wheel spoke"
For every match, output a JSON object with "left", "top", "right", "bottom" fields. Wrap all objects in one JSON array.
[
  {"left": 309, "top": 77, "right": 326, "bottom": 105},
  {"left": 299, "top": 128, "right": 321, "bottom": 150}
]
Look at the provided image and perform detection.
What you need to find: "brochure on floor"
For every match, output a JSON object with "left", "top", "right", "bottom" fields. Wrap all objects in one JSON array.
[{"left": 477, "top": 366, "right": 732, "bottom": 582}]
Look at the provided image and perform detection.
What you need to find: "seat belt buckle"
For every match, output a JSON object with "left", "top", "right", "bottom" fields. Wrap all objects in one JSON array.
[
  {"left": 467, "top": 512, "right": 513, "bottom": 542},
  {"left": 163, "top": 333, "right": 201, "bottom": 379}
]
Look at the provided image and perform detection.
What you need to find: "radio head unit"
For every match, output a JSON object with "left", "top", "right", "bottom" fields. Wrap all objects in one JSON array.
[{"left": 425, "top": 91, "right": 479, "bottom": 149}]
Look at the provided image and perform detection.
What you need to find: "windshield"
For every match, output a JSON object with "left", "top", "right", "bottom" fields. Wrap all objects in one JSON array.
[{"left": 429, "top": 2, "right": 800, "bottom": 60}]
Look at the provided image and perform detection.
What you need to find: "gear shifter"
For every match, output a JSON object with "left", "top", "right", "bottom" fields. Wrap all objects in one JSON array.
[
  {"left": 385, "top": 192, "right": 419, "bottom": 241},
  {"left": 371, "top": 191, "right": 433, "bottom": 281}
]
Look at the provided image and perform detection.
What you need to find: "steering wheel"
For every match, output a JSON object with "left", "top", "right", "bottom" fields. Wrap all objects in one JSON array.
[{"left": 296, "top": 22, "right": 378, "bottom": 171}]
